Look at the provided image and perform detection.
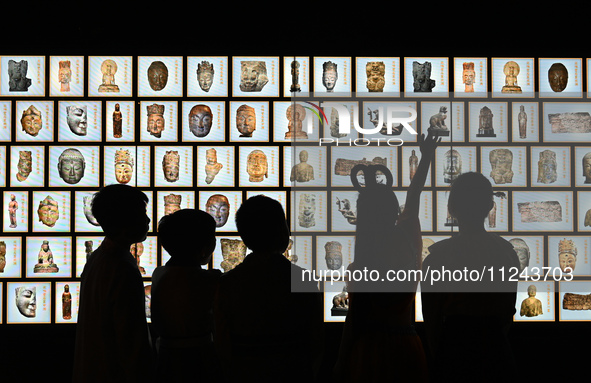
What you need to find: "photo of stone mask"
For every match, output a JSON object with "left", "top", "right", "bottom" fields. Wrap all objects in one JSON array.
[
  {"left": 206, "top": 194, "right": 230, "bottom": 227},
  {"left": 8, "top": 59, "right": 32, "bottom": 92},
  {"left": 114, "top": 149, "right": 134, "bottom": 184},
  {"left": 147, "top": 103, "right": 165, "bottom": 138},
  {"left": 37, "top": 195, "right": 59, "bottom": 227},
  {"left": 147, "top": 60, "right": 168, "bottom": 91},
  {"left": 325, "top": 241, "right": 343, "bottom": 270},
  {"left": 509, "top": 238, "right": 530, "bottom": 273},
  {"left": 162, "top": 150, "right": 180, "bottom": 183},
  {"left": 66, "top": 105, "right": 88, "bottom": 136},
  {"left": 548, "top": 62, "right": 568, "bottom": 92},
  {"left": 58, "top": 60, "right": 72, "bottom": 92},
  {"left": 83, "top": 195, "right": 100, "bottom": 226},
  {"left": 322, "top": 61, "right": 338, "bottom": 92},
  {"left": 239, "top": 61, "right": 268, "bottom": 92},
  {"left": 197, "top": 61, "right": 214, "bottom": 92},
  {"left": 15, "top": 286, "right": 36, "bottom": 318},
  {"left": 247, "top": 149, "right": 268, "bottom": 182},
  {"left": 16, "top": 150, "right": 32, "bottom": 182},
  {"left": 57, "top": 148, "right": 86, "bottom": 185},
  {"left": 188, "top": 104, "right": 213, "bottom": 137},
  {"left": 236, "top": 104, "right": 256, "bottom": 137},
  {"left": 20, "top": 105, "right": 43, "bottom": 136}
]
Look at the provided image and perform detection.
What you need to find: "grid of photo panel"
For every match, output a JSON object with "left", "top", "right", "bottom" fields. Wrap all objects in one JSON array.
[{"left": 1, "top": 55, "right": 591, "bottom": 325}]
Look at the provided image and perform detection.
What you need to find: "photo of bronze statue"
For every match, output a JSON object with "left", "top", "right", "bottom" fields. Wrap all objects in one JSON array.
[
  {"left": 412, "top": 61, "right": 435, "bottom": 92},
  {"left": 236, "top": 104, "right": 256, "bottom": 137},
  {"left": 443, "top": 149, "right": 462, "bottom": 184},
  {"left": 20, "top": 105, "right": 43, "bottom": 137},
  {"left": 509, "top": 238, "right": 530, "bottom": 273},
  {"left": 517, "top": 201, "right": 562, "bottom": 223},
  {"left": 83, "top": 195, "right": 100, "bottom": 226},
  {"left": 57, "top": 148, "right": 86, "bottom": 185},
  {"left": 501, "top": 61, "right": 522, "bottom": 93},
  {"left": 0, "top": 241, "right": 6, "bottom": 272},
  {"left": 290, "top": 150, "right": 315, "bottom": 183},
  {"left": 8, "top": 59, "right": 32, "bottom": 92},
  {"left": 15, "top": 286, "right": 36, "bottom": 318},
  {"left": 298, "top": 194, "right": 316, "bottom": 228},
  {"left": 290, "top": 60, "right": 301, "bottom": 93},
  {"left": 162, "top": 150, "right": 180, "bottom": 183},
  {"left": 336, "top": 197, "right": 356, "bottom": 225},
  {"left": 34, "top": 240, "right": 59, "bottom": 273},
  {"left": 563, "top": 293, "right": 591, "bottom": 310},
  {"left": 189, "top": 104, "right": 213, "bottom": 138},
  {"left": 239, "top": 61, "right": 268, "bottom": 92},
  {"left": 331, "top": 286, "right": 349, "bottom": 316},
  {"left": 130, "top": 242, "right": 146, "bottom": 275},
  {"left": 548, "top": 62, "right": 568, "bottom": 92},
  {"left": 246, "top": 150, "right": 268, "bottom": 182},
  {"left": 113, "top": 103, "right": 123, "bottom": 138},
  {"left": 197, "top": 61, "right": 214, "bottom": 92},
  {"left": 66, "top": 105, "right": 88, "bottom": 136},
  {"left": 489, "top": 148, "right": 513, "bottom": 184},
  {"left": 462, "top": 62, "right": 475, "bottom": 92},
  {"left": 114, "top": 149, "right": 134, "bottom": 184},
  {"left": 62, "top": 284, "right": 72, "bottom": 320},
  {"left": 558, "top": 238, "right": 577, "bottom": 273},
  {"left": 428, "top": 106, "right": 449, "bottom": 136},
  {"left": 409, "top": 150, "right": 419, "bottom": 181},
  {"left": 322, "top": 61, "right": 338, "bottom": 92},
  {"left": 220, "top": 238, "right": 247, "bottom": 272},
  {"left": 520, "top": 285, "right": 543, "bottom": 317},
  {"left": 206, "top": 194, "right": 230, "bottom": 228},
  {"left": 98, "top": 59, "right": 120, "bottom": 93},
  {"left": 146, "top": 103, "right": 165, "bottom": 138},
  {"left": 58, "top": 60, "right": 72, "bottom": 92},
  {"left": 517, "top": 105, "right": 527, "bottom": 139},
  {"left": 583, "top": 152, "right": 591, "bottom": 184},
  {"left": 163, "top": 194, "right": 182, "bottom": 216},
  {"left": 204, "top": 148, "right": 223, "bottom": 184},
  {"left": 325, "top": 241, "right": 343, "bottom": 270},
  {"left": 8, "top": 194, "right": 18, "bottom": 228},
  {"left": 37, "top": 196, "right": 59, "bottom": 228},
  {"left": 537, "top": 150, "right": 557, "bottom": 184},
  {"left": 477, "top": 106, "right": 496, "bottom": 137},
  {"left": 16, "top": 150, "right": 32, "bottom": 182},
  {"left": 548, "top": 112, "right": 591, "bottom": 133},
  {"left": 147, "top": 60, "right": 168, "bottom": 91},
  {"left": 285, "top": 103, "right": 308, "bottom": 139},
  {"left": 366, "top": 61, "right": 385, "bottom": 92}
]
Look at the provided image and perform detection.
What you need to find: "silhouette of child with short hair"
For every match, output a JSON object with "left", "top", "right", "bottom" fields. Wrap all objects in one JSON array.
[
  {"left": 73, "top": 184, "right": 154, "bottom": 382},
  {"left": 421, "top": 172, "right": 519, "bottom": 382},
  {"left": 151, "top": 208, "right": 221, "bottom": 382}
]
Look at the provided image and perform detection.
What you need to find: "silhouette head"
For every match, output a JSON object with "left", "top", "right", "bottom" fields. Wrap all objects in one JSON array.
[
  {"left": 235, "top": 195, "right": 290, "bottom": 253},
  {"left": 90, "top": 184, "right": 150, "bottom": 244},
  {"left": 447, "top": 172, "right": 494, "bottom": 225},
  {"left": 158, "top": 209, "right": 216, "bottom": 265}
]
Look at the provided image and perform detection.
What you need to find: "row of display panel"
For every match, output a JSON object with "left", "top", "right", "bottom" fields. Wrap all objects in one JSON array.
[
  {"left": 2, "top": 55, "right": 591, "bottom": 98},
  {"left": 4, "top": 100, "right": 591, "bottom": 144},
  {"left": 2, "top": 144, "right": 591, "bottom": 188},
  {"left": 2, "top": 279, "right": 591, "bottom": 324}
]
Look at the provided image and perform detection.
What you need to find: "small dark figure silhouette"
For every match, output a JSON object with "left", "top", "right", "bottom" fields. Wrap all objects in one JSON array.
[
  {"left": 333, "top": 133, "right": 439, "bottom": 383},
  {"left": 214, "top": 195, "right": 323, "bottom": 382},
  {"left": 73, "top": 184, "right": 154, "bottom": 382},
  {"left": 421, "top": 172, "right": 520, "bottom": 383},
  {"left": 152, "top": 209, "right": 222, "bottom": 382}
]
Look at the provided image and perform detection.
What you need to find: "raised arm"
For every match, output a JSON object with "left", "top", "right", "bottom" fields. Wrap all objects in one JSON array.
[{"left": 403, "top": 133, "right": 440, "bottom": 219}]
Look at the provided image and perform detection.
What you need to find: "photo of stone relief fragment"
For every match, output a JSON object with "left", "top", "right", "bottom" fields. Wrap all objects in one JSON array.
[{"left": 559, "top": 281, "right": 591, "bottom": 321}]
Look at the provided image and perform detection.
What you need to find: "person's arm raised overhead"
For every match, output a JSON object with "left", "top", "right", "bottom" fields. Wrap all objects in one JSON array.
[{"left": 403, "top": 133, "right": 440, "bottom": 219}]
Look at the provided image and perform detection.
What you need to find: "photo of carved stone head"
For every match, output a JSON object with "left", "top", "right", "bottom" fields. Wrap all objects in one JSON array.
[
  {"left": 15, "top": 286, "right": 36, "bottom": 318},
  {"left": 236, "top": 104, "right": 256, "bottom": 137},
  {"left": 220, "top": 238, "right": 247, "bottom": 272},
  {"left": 66, "top": 105, "right": 88, "bottom": 136},
  {"left": 147, "top": 60, "right": 168, "bottom": 91},
  {"left": 443, "top": 149, "right": 462, "bottom": 184},
  {"left": 582, "top": 152, "right": 591, "bottom": 184},
  {"left": 197, "top": 61, "right": 214, "bottom": 92},
  {"left": 239, "top": 61, "right": 268, "bottom": 92},
  {"left": 558, "top": 238, "right": 577, "bottom": 273},
  {"left": 489, "top": 148, "right": 514, "bottom": 184},
  {"left": 462, "top": 62, "right": 475, "bottom": 92},
  {"left": 114, "top": 149, "right": 134, "bottom": 184},
  {"left": 37, "top": 195, "right": 59, "bottom": 227},
  {"left": 147, "top": 103, "right": 165, "bottom": 138},
  {"left": 20, "top": 105, "right": 43, "bottom": 137},
  {"left": 163, "top": 193, "right": 182, "bottom": 216},
  {"left": 16, "top": 150, "right": 32, "bottom": 182},
  {"left": 162, "top": 150, "right": 180, "bottom": 183},
  {"left": 57, "top": 148, "right": 86, "bottom": 185},
  {"left": 83, "top": 195, "right": 100, "bottom": 226},
  {"left": 509, "top": 238, "right": 530, "bottom": 273},
  {"left": 548, "top": 62, "right": 568, "bottom": 92},
  {"left": 58, "top": 60, "right": 72, "bottom": 92},
  {"left": 366, "top": 61, "right": 385, "bottom": 92},
  {"left": 8, "top": 59, "right": 32, "bottom": 92},
  {"left": 325, "top": 241, "right": 343, "bottom": 270},
  {"left": 206, "top": 194, "right": 230, "bottom": 227},
  {"left": 322, "top": 61, "right": 338, "bottom": 92},
  {"left": 188, "top": 104, "right": 213, "bottom": 137},
  {"left": 246, "top": 149, "right": 268, "bottom": 182}
]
